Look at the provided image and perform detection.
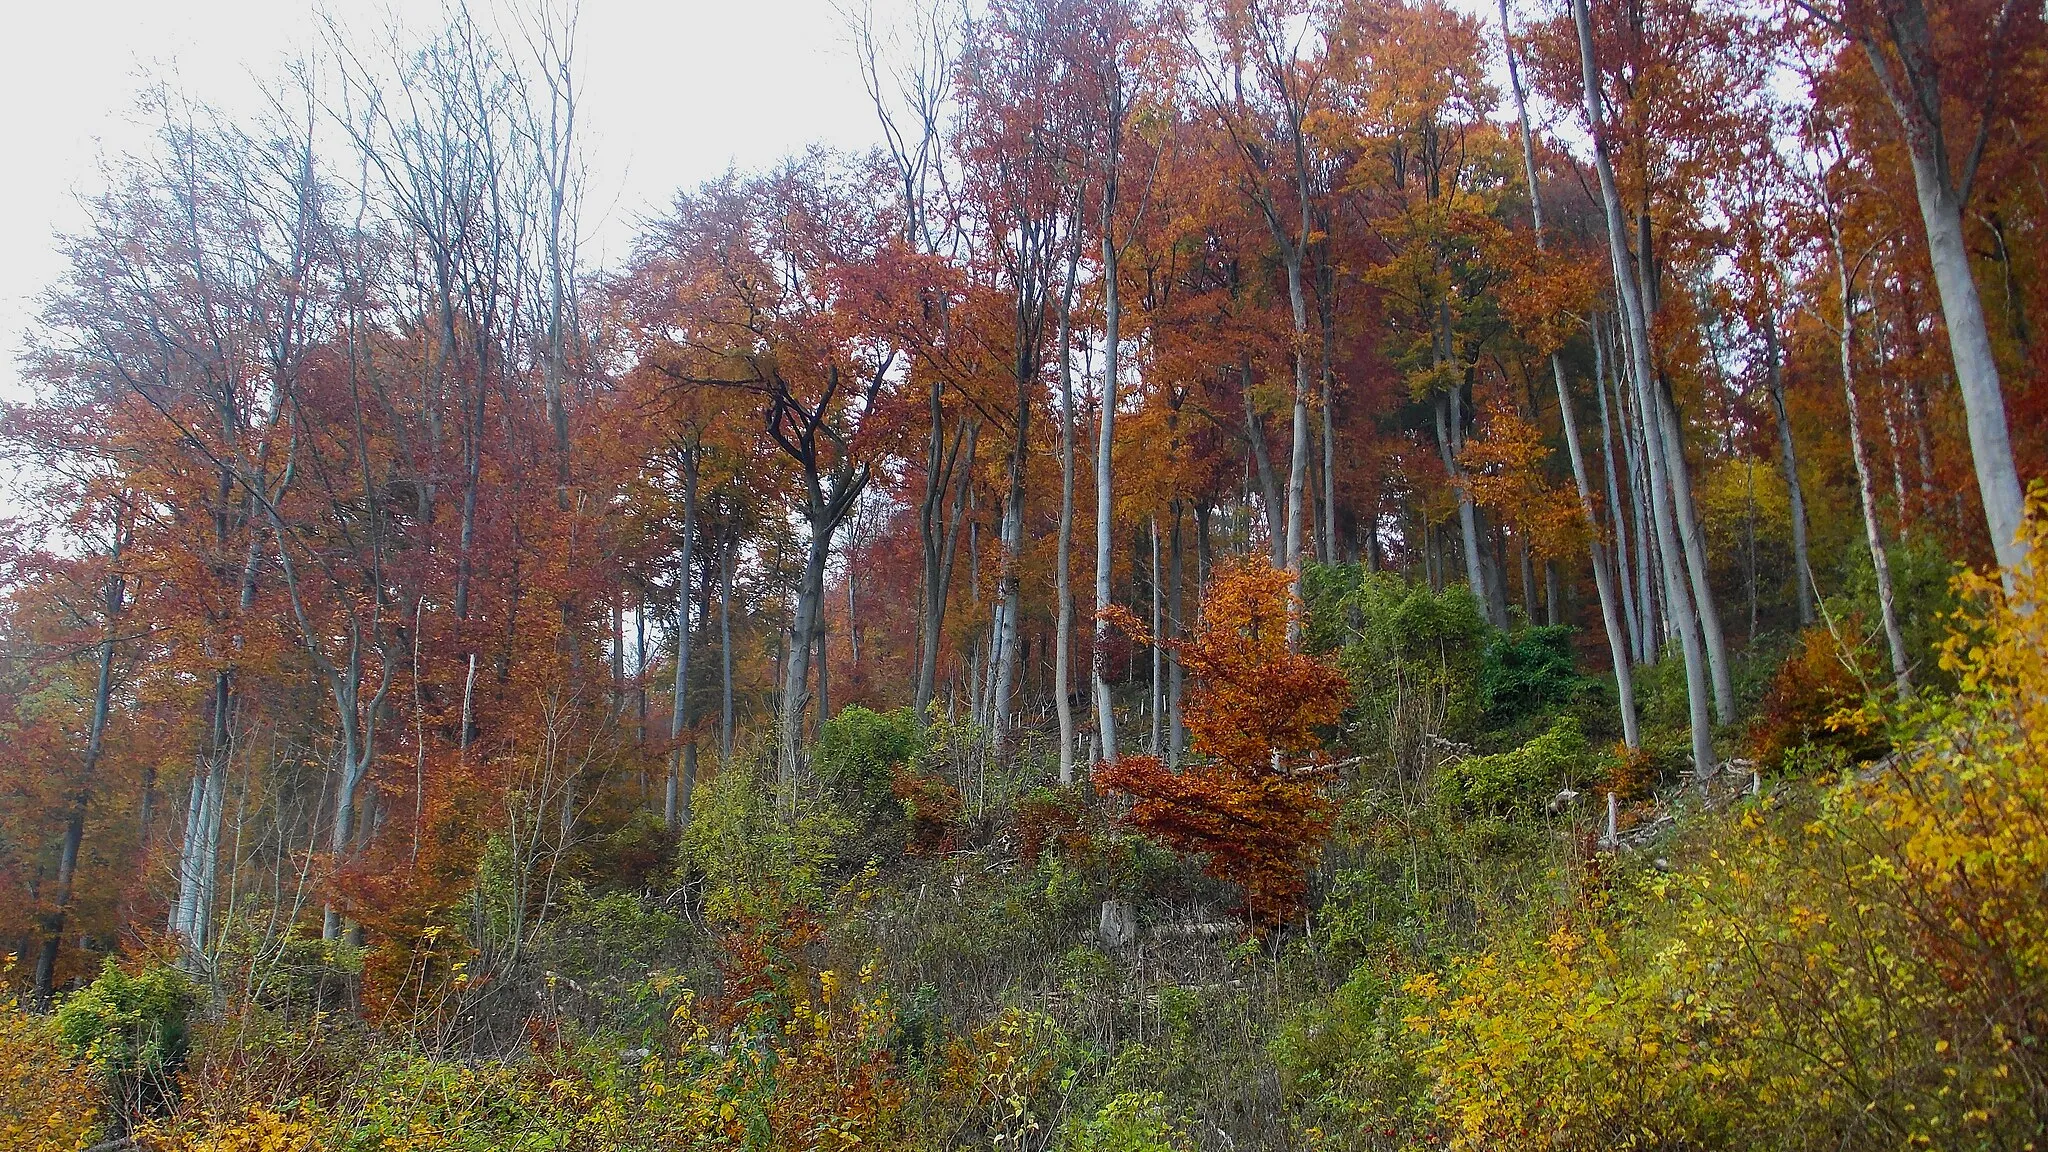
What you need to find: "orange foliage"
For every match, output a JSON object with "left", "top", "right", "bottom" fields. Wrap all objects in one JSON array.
[
  {"left": 1094, "top": 558, "right": 1349, "bottom": 921},
  {"left": 1747, "top": 620, "right": 1891, "bottom": 771},
  {"left": 889, "top": 766, "right": 962, "bottom": 856}
]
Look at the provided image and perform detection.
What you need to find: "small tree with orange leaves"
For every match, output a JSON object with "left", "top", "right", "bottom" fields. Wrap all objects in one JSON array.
[{"left": 1093, "top": 558, "right": 1350, "bottom": 924}]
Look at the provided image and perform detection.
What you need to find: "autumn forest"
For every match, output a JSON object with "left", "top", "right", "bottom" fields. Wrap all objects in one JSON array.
[{"left": 3, "top": 0, "right": 2047, "bottom": 1146}]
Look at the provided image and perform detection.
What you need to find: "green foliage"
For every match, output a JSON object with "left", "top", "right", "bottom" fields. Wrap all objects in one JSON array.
[
  {"left": 1311, "top": 568, "right": 1489, "bottom": 765},
  {"left": 1477, "top": 624, "right": 1586, "bottom": 731},
  {"left": 1406, "top": 545, "right": 2048, "bottom": 1149},
  {"left": 1834, "top": 533, "right": 1962, "bottom": 689},
  {"left": 55, "top": 959, "right": 195, "bottom": 1126},
  {"left": 1059, "top": 1091, "right": 1193, "bottom": 1152},
  {"left": 0, "top": 991, "right": 101, "bottom": 1150},
  {"left": 815, "top": 706, "right": 925, "bottom": 821},
  {"left": 526, "top": 882, "right": 706, "bottom": 1040},
  {"left": 1433, "top": 716, "right": 1591, "bottom": 815},
  {"left": 679, "top": 765, "right": 850, "bottom": 923},
  {"left": 1272, "top": 964, "right": 1432, "bottom": 1149}
]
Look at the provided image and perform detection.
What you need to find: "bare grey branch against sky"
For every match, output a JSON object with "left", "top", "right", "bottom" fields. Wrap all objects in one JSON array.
[{"left": 0, "top": 0, "right": 908, "bottom": 400}]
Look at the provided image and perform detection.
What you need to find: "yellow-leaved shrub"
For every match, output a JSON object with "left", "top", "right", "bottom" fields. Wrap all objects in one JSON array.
[
  {"left": 0, "top": 995, "right": 100, "bottom": 1151},
  {"left": 1410, "top": 510, "right": 2048, "bottom": 1150}
]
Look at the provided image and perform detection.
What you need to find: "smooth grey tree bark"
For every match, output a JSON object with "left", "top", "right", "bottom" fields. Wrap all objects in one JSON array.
[
  {"left": 1593, "top": 320, "right": 1643, "bottom": 660},
  {"left": 1499, "top": 0, "right": 1637, "bottom": 744},
  {"left": 1242, "top": 355, "right": 1286, "bottom": 565},
  {"left": 1762, "top": 312, "right": 1816, "bottom": 626},
  {"left": 1055, "top": 240, "right": 1081, "bottom": 785},
  {"left": 1834, "top": 0, "right": 2029, "bottom": 579},
  {"left": 1437, "top": 386, "right": 1496, "bottom": 626},
  {"left": 666, "top": 447, "right": 699, "bottom": 826},
  {"left": 1573, "top": 0, "right": 1715, "bottom": 778},
  {"left": 1094, "top": 123, "right": 1125, "bottom": 767},
  {"left": 1827, "top": 217, "right": 1914, "bottom": 694}
]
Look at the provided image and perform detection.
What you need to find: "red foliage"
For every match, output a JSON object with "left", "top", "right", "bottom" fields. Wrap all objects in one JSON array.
[
  {"left": 890, "top": 766, "right": 962, "bottom": 856},
  {"left": 1747, "top": 620, "right": 1890, "bottom": 771},
  {"left": 1093, "top": 558, "right": 1349, "bottom": 922}
]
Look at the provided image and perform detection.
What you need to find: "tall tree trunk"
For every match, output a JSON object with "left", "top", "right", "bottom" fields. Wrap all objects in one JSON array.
[
  {"left": 1490, "top": 2, "right": 1630, "bottom": 746},
  {"left": 915, "top": 397, "right": 968, "bottom": 716},
  {"left": 1574, "top": 0, "right": 1715, "bottom": 778},
  {"left": 1831, "top": 229, "right": 1914, "bottom": 695},
  {"left": 1167, "top": 503, "right": 1186, "bottom": 767},
  {"left": 1595, "top": 319, "right": 1645, "bottom": 662},
  {"left": 1763, "top": 312, "right": 1816, "bottom": 625},
  {"left": 1242, "top": 355, "right": 1285, "bottom": 565},
  {"left": 1633, "top": 216, "right": 1736, "bottom": 721},
  {"left": 992, "top": 392, "right": 1028, "bottom": 752},
  {"left": 1094, "top": 222, "right": 1121, "bottom": 766},
  {"left": 667, "top": 449, "right": 699, "bottom": 826},
  {"left": 34, "top": 565, "right": 123, "bottom": 1004},
  {"left": 1855, "top": 23, "right": 2028, "bottom": 578},
  {"left": 719, "top": 530, "right": 735, "bottom": 764},
  {"left": 920, "top": 422, "right": 977, "bottom": 718},
  {"left": 779, "top": 523, "right": 832, "bottom": 791},
  {"left": 1518, "top": 532, "right": 1538, "bottom": 621},
  {"left": 1282, "top": 251, "right": 1311, "bottom": 589},
  {"left": 1553, "top": 353, "right": 1641, "bottom": 745},
  {"left": 1149, "top": 518, "right": 1163, "bottom": 755},
  {"left": 816, "top": 619, "right": 830, "bottom": 733},
  {"left": 1438, "top": 389, "right": 1495, "bottom": 625},
  {"left": 1055, "top": 245, "right": 1080, "bottom": 785},
  {"left": 1318, "top": 292, "right": 1339, "bottom": 563}
]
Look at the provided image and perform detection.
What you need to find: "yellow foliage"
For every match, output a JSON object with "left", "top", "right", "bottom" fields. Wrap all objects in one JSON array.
[
  {"left": 0, "top": 996, "right": 100, "bottom": 1151},
  {"left": 1409, "top": 508, "right": 2048, "bottom": 1149},
  {"left": 141, "top": 1104, "right": 320, "bottom": 1152}
]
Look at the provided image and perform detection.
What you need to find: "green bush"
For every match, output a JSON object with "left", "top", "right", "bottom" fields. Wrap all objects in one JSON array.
[
  {"left": 679, "top": 764, "right": 849, "bottom": 923},
  {"left": 1316, "top": 568, "right": 1490, "bottom": 761},
  {"left": 1434, "top": 715, "right": 1592, "bottom": 815},
  {"left": 1833, "top": 533, "right": 1961, "bottom": 690},
  {"left": 55, "top": 959, "right": 196, "bottom": 1129},
  {"left": 1060, "top": 1090, "right": 1193, "bottom": 1152},
  {"left": 1479, "top": 624, "right": 1587, "bottom": 731},
  {"left": 1272, "top": 962, "right": 1432, "bottom": 1148},
  {"left": 814, "top": 705, "right": 925, "bottom": 820}
]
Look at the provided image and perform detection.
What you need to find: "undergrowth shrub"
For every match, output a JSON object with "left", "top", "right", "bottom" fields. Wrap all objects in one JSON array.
[
  {"left": 680, "top": 764, "right": 848, "bottom": 924},
  {"left": 1748, "top": 618, "right": 1890, "bottom": 771},
  {"left": 1477, "top": 624, "right": 1586, "bottom": 734},
  {"left": 1406, "top": 511, "right": 2048, "bottom": 1149},
  {"left": 1272, "top": 963, "right": 1434, "bottom": 1152},
  {"left": 1320, "top": 569, "right": 1489, "bottom": 768},
  {"left": 55, "top": 958, "right": 195, "bottom": 1132},
  {"left": 816, "top": 706, "right": 923, "bottom": 823},
  {"left": 1096, "top": 559, "right": 1350, "bottom": 921},
  {"left": 1059, "top": 1090, "right": 1194, "bottom": 1151},
  {"left": 0, "top": 992, "right": 99, "bottom": 1150},
  {"left": 1433, "top": 716, "right": 1591, "bottom": 816}
]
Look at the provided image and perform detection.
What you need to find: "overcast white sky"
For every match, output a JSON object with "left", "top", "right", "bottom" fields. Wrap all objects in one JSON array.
[{"left": 0, "top": 0, "right": 909, "bottom": 398}]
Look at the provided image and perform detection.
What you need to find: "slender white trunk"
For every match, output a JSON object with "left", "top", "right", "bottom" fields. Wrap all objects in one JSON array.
[
  {"left": 1438, "top": 389, "right": 1493, "bottom": 623},
  {"left": 1902, "top": 129, "right": 2027, "bottom": 578},
  {"left": 1832, "top": 232, "right": 1914, "bottom": 695},
  {"left": 1763, "top": 313, "right": 1816, "bottom": 625},
  {"left": 1574, "top": 0, "right": 1715, "bottom": 778},
  {"left": 667, "top": 450, "right": 699, "bottom": 825},
  {"left": 1056, "top": 246, "right": 1079, "bottom": 785},
  {"left": 1242, "top": 356, "right": 1285, "bottom": 565},
  {"left": 1499, "top": 0, "right": 1637, "bottom": 743},
  {"left": 1149, "top": 518, "right": 1162, "bottom": 755},
  {"left": 1094, "top": 228, "right": 1120, "bottom": 764},
  {"left": 1283, "top": 255, "right": 1311, "bottom": 589},
  {"left": 1594, "top": 321, "right": 1643, "bottom": 659}
]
